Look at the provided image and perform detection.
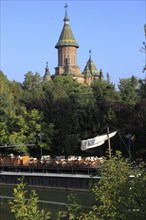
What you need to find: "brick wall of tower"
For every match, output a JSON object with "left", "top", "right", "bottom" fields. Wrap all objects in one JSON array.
[
  {"left": 55, "top": 65, "right": 80, "bottom": 75},
  {"left": 55, "top": 46, "right": 80, "bottom": 75},
  {"left": 58, "top": 47, "right": 77, "bottom": 66}
]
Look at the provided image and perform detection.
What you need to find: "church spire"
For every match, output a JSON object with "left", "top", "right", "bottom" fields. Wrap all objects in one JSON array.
[
  {"left": 82, "top": 50, "right": 99, "bottom": 77},
  {"left": 55, "top": 4, "right": 80, "bottom": 76},
  {"left": 64, "top": 3, "right": 69, "bottom": 24},
  {"left": 43, "top": 61, "right": 51, "bottom": 82},
  {"left": 55, "top": 4, "right": 79, "bottom": 48},
  {"left": 89, "top": 49, "right": 92, "bottom": 60}
]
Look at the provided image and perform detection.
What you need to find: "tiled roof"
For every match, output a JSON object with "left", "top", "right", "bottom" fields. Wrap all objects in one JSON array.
[
  {"left": 82, "top": 65, "right": 92, "bottom": 77},
  {"left": 55, "top": 8, "right": 79, "bottom": 48},
  {"left": 82, "top": 58, "right": 99, "bottom": 77}
]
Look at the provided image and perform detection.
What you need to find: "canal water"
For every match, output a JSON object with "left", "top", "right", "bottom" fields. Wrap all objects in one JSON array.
[{"left": 0, "top": 184, "right": 94, "bottom": 220}]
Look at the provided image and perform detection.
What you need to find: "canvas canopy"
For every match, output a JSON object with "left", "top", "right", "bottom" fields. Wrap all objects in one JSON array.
[{"left": 81, "top": 131, "right": 117, "bottom": 151}]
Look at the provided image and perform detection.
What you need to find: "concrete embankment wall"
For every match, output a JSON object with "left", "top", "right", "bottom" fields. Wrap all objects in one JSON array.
[{"left": 0, "top": 172, "right": 100, "bottom": 190}]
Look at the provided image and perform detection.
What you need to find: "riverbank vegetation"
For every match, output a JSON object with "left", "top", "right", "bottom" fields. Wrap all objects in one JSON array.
[
  {"left": 9, "top": 152, "right": 146, "bottom": 220},
  {"left": 0, "top": 70, "right": 146, "bottom": 160},
  {"left": 9, "top": 177, "right": 51, "bottom": 220},
  {"left": 67, "top": 152, "right": 146, "bottom": 220}
]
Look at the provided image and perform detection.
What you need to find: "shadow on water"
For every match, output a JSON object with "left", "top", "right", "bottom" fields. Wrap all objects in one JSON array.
[{"left": 0, "top": 185, "right": 94, "bottom": 220}]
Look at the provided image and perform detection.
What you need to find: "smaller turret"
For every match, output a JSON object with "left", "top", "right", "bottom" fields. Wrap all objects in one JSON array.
[
  {"left": 43, "top": 62, "right": 51, "bottom": 82},
  {"left": 82, "top": 50, "right": 99, "bottom": 75}
]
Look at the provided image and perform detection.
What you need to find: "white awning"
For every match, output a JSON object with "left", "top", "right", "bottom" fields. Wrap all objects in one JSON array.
[{"left": 81, "top": 131, "right": 117, "bottom": 151}]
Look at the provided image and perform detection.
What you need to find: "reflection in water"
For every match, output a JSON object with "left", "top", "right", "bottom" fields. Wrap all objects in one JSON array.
[{"left": 0, "top": 185, "right": 94, "bottom": 220}]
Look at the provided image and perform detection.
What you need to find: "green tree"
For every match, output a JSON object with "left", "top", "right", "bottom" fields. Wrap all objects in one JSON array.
[
  {"left": 132, "top": 100, "right": 146, "bottom": 157},
  {"left": 118, "top": 76, "right": 139, "bottom": 105},
  {"left": 139, "top": 78, "right": 146, "bottom": 99},
  {"left": 42, "top": 75, "right": 95, "bottom": 155},
  {"left": 9, "top": 177, "right": 50, "bottom": 220},
  {"left": 0, "top": 71, "right": 9, "bottom": 93},
  {"left": 21, "top": 71, "right": 44, "bottom": 110},
  {"left": 0, "top": 72, "right": 17, "bottom": 145},
  {"left": 91, "top": 79, "right": 120, "bottom": 102},
  {"left": 23, "top": 72, "right": 42, "bottom": 90},
  {"left": 9, "top": 80, "right": 23, "bottom": 107},
  {"left": 106, "top": 72, "right": 110, "bottom": 84},
  {"left": 90, "top": 80, "right": 120, "bottom": 131},
  {"left": 68, "top": 152, "right": 146, "bottom": 220}
]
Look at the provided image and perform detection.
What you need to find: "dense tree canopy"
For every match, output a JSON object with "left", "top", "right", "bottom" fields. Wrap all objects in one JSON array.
[
  {"left": 118, "top": 76, "right": 139, "bottom": 105},
  {"left": 0, "top": 70, "right": 146, "bottom": 160}
]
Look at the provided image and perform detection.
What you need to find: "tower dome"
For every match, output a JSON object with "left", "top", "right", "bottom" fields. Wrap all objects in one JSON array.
[
  {"left": 55, "top": 4, "right": 79, "bottom": 48},
  {"left": 55, "top": 4, "right": 80, "bottom": 76}
]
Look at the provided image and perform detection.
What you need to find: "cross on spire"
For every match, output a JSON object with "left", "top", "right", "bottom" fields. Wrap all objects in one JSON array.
[
  {"left": 89, "top": 49, "right": 92, "bottom": 59},
  {"left": 64, "top": 3, "right": 68, "bottom": 11},
  {"left": 64, "top": 3, "right": 69, "bottom": 23}
]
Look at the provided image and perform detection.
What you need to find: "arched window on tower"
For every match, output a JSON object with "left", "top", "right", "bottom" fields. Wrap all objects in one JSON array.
[
  {"left": 60, "top": 53, "right": 62, "bottom": 66},
  {"left": 64, "top": 54, "right": 66, "bottom": 65},
  {"left": 59, "top": 53, "right": 61, "bottom": 65}
]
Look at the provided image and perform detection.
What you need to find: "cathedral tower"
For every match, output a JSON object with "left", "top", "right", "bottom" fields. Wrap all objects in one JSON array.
[
  {"left": 82, "top": 50, "right": 100, "bottom": 84},
  {"left": 43, "top": 62, "right": 51, "bottom": 81},
  {"left": 55, "top": 4, "right": 80, "bottom": 76}
]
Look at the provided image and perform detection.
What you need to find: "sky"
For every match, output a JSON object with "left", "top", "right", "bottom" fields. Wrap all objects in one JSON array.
[{"left": 0, "top": 0, "right": 146, "bottom": 87}]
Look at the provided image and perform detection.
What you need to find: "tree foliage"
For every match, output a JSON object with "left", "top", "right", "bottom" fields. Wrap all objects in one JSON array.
[
  {"left": 67, "top": 152, "right": 146, "bottom": 220},
  {"left": 0, "top": 71, "right": 146, "bottom": 158},
  {"left": 118, "top": 76, "right": 139, "bottom": 105},
  {"left": 9, "top": 177, "right": 50, "bottom": 220}
]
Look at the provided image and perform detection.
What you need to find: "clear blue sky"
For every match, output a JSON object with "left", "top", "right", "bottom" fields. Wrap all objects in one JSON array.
[{"left": 0, "top": 0, "right": 146, "bottom": 87}]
